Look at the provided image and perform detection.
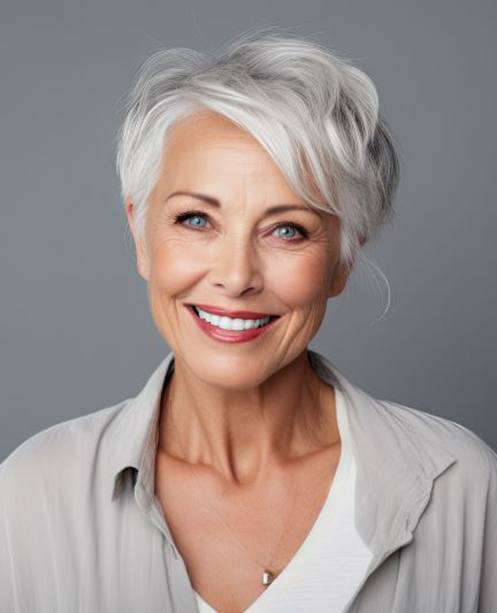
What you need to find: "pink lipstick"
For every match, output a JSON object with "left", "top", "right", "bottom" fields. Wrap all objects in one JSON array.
[{"left": 185, "top": 304, "right": 280, "bottom": 344}]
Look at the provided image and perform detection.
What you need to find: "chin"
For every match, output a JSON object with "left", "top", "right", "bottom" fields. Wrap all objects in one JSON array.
[{"left": 188, "top": 355, "right": 273, "bottom": 391}]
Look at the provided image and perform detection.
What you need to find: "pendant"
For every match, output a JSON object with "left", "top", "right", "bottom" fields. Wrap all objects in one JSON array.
[{"left": 261, "top": 570, "right": 275, "bottom": 586}]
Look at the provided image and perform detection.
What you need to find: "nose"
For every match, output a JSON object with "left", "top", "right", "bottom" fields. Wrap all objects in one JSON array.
[{"left": 209, "top": 232, "right": 263, "bottom": 297}]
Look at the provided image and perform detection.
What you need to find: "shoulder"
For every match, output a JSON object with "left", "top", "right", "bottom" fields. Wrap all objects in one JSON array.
[
  {"left": 0, "top": 399, "right": 128, "bottom": 499},
  {"left": 378, "top": 396, "right": 497, "bottom": 489}
]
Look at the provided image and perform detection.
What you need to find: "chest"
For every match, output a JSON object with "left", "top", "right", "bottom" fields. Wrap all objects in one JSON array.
[{"left": 154, "top": 447, "right": 341, "bottom": 613}]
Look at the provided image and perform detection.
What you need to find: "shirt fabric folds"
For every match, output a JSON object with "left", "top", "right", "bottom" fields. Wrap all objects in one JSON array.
[
  {"left": 1, "top": 348, "right": 497, "bottom": 612},
  {"left": 194, "top": 384, "right": 374, "bottom": 612}
]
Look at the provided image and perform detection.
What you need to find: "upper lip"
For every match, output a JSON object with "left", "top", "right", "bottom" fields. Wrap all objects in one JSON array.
[{"left": 188, "top": 303, "right": 279, "bottom": 319}]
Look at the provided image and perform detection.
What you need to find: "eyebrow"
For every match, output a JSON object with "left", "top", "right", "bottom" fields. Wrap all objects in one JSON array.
[{"left": 165, "top": 190, "right": 322, "bottom": 217}]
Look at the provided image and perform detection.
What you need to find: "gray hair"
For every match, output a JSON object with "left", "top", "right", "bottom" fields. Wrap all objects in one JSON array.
[{"left": 115, "top": 26, "right": 401, "bottom": 309}]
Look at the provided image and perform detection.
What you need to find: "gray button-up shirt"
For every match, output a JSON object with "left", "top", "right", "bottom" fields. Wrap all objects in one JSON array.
[{"left": 1, "top": 349, "right": 496, "bottom": 612}]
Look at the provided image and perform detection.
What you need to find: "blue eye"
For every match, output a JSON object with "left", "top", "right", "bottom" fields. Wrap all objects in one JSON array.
[
  {"left": 174, "top": 211, "right": 209, "bottom": 228},
  {"left": 274, "top": 225, "right": 301, "bottom": 240},
  {"left": 174, "top": 210, "right": 308, "bottom": 242},
  {"left": 185, "top": 215, "right": 207, "bottom": 227}
]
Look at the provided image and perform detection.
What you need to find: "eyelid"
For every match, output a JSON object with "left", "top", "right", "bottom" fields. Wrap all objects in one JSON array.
[{"left": 173, "top": 209, "right": 308, "bottom": 240}]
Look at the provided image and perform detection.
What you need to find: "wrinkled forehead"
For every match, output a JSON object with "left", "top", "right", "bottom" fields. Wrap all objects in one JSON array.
[
  {"left": 152, "top": 110, "right": 303, "bottom": 205},
  {"left": 166, "top": 110, "right": 254, "bottom": 147}
]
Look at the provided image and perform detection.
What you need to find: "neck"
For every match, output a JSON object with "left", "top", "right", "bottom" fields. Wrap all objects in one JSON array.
[{"left": 157, "top": 349, "right": 338, "bottom": 487}]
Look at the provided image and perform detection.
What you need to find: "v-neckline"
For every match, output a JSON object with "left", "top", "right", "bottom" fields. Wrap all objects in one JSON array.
[{"left": 194, "top": 384, "right": 351, "bottom": 612}]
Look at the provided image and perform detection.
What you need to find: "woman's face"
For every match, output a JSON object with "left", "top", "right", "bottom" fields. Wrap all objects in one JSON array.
[{"left": 126, "top": 110, "right": 349, "bottom": 389}]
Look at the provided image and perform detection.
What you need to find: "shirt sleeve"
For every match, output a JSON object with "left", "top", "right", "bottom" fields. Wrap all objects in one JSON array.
[
  {"left": 477, "top": 443, "right": 497, "bottom": 612},
  {"left": 0, "top": 462, "right": 19, "bottom": 612}
]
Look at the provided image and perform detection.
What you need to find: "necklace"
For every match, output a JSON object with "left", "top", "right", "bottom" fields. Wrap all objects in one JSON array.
[{"left": 167, "top": 403, "right": 336, "bottom": 588}]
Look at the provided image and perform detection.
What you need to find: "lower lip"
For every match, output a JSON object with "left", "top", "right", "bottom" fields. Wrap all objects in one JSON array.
[{"left": 185, "top": 305, "right": 279, "bottom": 344}]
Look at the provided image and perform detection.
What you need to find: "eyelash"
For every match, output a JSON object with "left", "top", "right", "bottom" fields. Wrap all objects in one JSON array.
[{"left": 173, "top": 209, "right": 309, "bottom": 242}]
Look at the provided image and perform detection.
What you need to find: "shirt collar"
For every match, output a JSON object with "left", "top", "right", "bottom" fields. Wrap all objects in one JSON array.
[
  {"left": 107, "top": 350, "right": 175, "bottom": 505},
  {"left": 307, "top": 350, "right": 457, "bottom": 561},
  {"left": 106, "top": 348, "right": 457, "bottom": 562}
]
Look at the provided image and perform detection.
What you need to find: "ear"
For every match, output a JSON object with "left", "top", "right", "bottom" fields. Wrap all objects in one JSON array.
[
  {"left": 125, "top": 199, "right": 149, "bottom": 281},
  {"left": 328, "top": 261, "right": 350, "bottom": 298},
  {"left": 328, "top": 233, "right": 366, "bottom": 298}
]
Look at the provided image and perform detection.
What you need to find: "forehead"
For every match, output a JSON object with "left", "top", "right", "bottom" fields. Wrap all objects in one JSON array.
[
  {"left": 165, "top": 110, "right": 261, "bottom": 158},
  {"left": 156, "top": 110, "right": 295, "bottom": 195}
]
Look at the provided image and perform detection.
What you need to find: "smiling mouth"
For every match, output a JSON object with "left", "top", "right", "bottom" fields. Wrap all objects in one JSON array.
[{"left": 187, "top": 304, "right": 280, "bottom": 331}]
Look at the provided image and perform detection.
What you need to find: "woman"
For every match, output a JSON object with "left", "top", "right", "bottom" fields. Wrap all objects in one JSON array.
[{"left": 1, "top": 27, "right": 496, "bottom": 613}]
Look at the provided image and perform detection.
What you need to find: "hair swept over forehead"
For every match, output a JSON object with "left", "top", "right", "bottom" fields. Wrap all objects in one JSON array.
[{"left": 115, "top": 25, "right": 400, "bottom": 282}]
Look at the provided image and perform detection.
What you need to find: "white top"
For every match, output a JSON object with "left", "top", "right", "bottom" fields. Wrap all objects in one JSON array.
[
  {"left": 194, "top": 384, "right": 374, "bottom": 612},
  {"left": 2, "top": 349, "right": 496, "bottom": 612}
]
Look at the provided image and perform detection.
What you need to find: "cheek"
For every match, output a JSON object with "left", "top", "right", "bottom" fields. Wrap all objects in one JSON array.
[
  {"left": 148, "top": 240, "right": 203, "bottom": 297},
  {"left": 268, "top": 248, "right": 333, "bottom": 308}
]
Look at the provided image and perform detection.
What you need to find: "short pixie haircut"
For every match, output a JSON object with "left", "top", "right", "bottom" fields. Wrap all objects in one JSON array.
[{"left": 115, "top": 26, "right": 401, "bottom": 277}]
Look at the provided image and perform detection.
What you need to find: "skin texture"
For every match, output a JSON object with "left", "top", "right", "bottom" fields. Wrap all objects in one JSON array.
[
  {"left": 125, "top": 110, "right": 355, "bottom": 610},
  {"left": 125, "top": 109, "right": 353, "bottom": 486}
]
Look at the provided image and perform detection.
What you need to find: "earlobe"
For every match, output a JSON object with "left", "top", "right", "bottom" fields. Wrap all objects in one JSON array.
[
  {"left": 125, "top": 199, "right": 149, "bottom": 281},
  {"left": 328, "top": 272, "right": 345, "bottom": 298},
  {"left": 328, "top": 261, "right": 351, "bottom": 298},
  {"left": 135, "top": 242, "right": 149, "bottom": 281}
]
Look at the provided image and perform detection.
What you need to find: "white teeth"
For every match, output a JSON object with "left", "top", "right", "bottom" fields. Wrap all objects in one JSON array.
[{"left": 195, "top": 307, "right": 271, "bottom": 330}]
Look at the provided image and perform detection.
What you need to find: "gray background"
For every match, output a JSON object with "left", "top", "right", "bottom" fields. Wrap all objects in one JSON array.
[{"left": 1, "top": 0, "right": 496, "bottom": 461}]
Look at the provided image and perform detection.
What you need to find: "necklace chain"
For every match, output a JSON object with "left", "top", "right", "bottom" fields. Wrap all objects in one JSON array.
[{"left": 166, "top": 393, "right": 337, "bottom": 587}]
